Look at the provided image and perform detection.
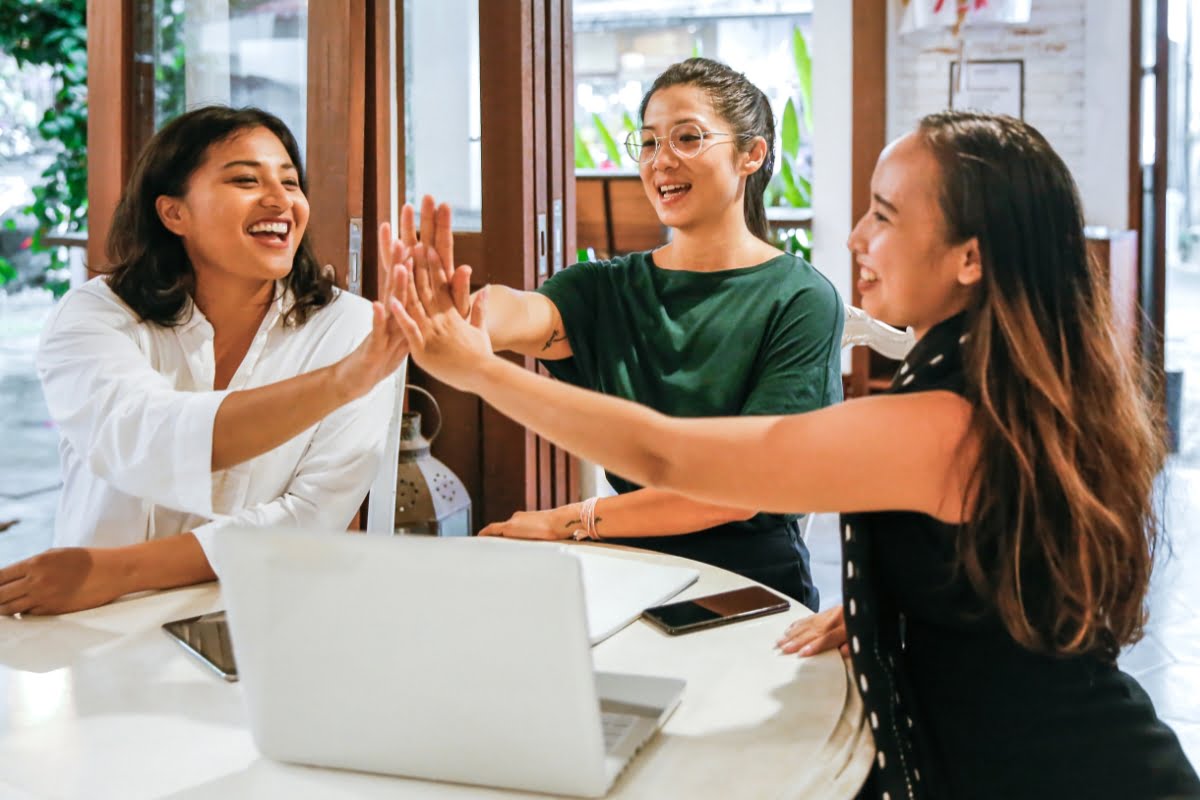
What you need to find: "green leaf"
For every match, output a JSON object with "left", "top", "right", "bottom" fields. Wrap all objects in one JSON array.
[
  {"left": 592, "top": 113, "right": 625, "bottom": 167},
  {"left": 779, "top": 155, "right": 811, "bottom": 209},
  {"left": 622, "top": 111, "right": 638, "bottom": 135},
  {"left": 781, "top": 98, "right": 800, "bottom": 160},
  {"left": 0, "top": 257, "right": 16, "bottom": 286},
  {"left": 793, "top": 26, "right": 814, "bottom": 135},
  {"left": 574, "top": 126, "right": 596, "bottom": 169},
  {"left": 692, "top": 39, "right": 701, "bottom": 58},
  {"left": 794, "top": 168, "right": 812, "bottom": 205}
]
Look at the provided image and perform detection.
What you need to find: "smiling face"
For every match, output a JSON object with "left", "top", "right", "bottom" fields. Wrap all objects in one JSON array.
[
  {"left": 637, "top": 84, "right": 764, "bottom": 236},
  {"left": 847, "top": 132, "right": 982, "bottom": 337},
  {"left": 155, "top": 125, "right": 309, "bottom": 289}
]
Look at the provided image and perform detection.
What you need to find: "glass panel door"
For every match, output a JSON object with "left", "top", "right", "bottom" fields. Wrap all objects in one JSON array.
[
  {"left": 403, "top": 0, "right": 482, "bottom": 231},
  {"left": 131, "top": 0, "right": 309, "bottom": 157},
  {"left": 125, "top": 0, "right": 370, "bottom": 292}
]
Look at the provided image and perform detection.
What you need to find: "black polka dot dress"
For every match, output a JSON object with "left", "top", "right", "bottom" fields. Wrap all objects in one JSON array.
[{"left": 841, "top": 314, "right": 1200, "bottom": 800}]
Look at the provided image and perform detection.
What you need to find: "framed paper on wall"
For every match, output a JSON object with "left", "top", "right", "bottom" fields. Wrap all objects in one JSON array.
[{"left": 949, "top": 59, "right": 1025, "bottom": 119}]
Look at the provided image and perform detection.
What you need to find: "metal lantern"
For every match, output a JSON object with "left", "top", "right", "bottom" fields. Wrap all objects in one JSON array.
[{"left": 393, "top": 386, "right": 472, "bottom": 536}]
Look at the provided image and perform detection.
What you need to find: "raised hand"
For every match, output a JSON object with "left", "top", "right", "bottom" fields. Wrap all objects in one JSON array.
[
  {"left": 331, "top": 283, "right": 415, "bottom": 402},
  {"left": 390, "top": 242, "right": 494, "bottom": 392},
  {"left": 776, "top": 604, "right": 849, "bottom": 657},
  {"left": 377, "top": 220, "right": 411, "bottom": 309},
  {"left": 330, "top": 254, "right": 412, "bottom": 401},
  {"left": 399, "top": 195, "right": 471, "bottom": 317}
]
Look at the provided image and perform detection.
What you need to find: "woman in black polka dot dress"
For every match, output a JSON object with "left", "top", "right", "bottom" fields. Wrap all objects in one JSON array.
[{"left": 389, "top": 110, "right": 1200, "bottom": 798}]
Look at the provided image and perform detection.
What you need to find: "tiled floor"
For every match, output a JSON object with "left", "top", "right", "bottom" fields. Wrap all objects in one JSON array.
[
  {"left": 3, "top": 289, "right": 1199, "bottom": 774},
  {"left": 0, "top": 290, "right": 59, "bottom": 569}
]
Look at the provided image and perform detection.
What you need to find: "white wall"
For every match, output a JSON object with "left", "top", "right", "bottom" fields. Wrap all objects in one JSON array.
[{"left": 886, "top": 0, "right": 1132, "bottom": 229}]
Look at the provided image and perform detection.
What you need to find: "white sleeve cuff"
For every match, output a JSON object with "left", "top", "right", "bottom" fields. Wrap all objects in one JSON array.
[{"left": 172, "top": 389, "right": 231, "bottom": 518}]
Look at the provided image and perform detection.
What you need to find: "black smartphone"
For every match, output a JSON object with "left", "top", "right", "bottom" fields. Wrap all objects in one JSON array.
[
  {"left": 162, "top": 610, "right": 238, "bottom": 681},
  {"left": 641, "top": 586, "right": 789, "bottom": 635}
]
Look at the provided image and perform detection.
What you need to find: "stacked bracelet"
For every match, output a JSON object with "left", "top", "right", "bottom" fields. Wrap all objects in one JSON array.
[{"left": 571, "top": 496, "right": 602, "bottom": 541}]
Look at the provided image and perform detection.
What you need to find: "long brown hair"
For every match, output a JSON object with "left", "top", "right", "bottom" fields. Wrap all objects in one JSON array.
[
  {"left": 639, "top": 57, "right": 776, "bottom": 243},
  {"left": 920, "top": 110, "right": 1164, "bottom": 661},
  {"left": 103, "top": 106, "right": 334, "bottom": 327}
]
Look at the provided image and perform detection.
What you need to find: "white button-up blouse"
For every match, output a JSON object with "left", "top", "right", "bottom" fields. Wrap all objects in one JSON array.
[{"left": 36, "top": 278, "right": 395, "bottom": 555}]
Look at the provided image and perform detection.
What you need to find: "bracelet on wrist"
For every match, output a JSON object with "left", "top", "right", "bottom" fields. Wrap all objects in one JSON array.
[{"left": 571, "top": 496, "right": 602, "bottom": 541}]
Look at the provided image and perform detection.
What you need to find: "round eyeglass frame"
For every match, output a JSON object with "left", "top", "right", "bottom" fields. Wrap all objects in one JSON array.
[{"left": 623, "top": 122, "right": 756, "bottom": 164}]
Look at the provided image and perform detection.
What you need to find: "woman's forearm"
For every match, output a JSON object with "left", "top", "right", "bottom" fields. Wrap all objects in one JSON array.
[
  {"left": 470, "top": 356, "right": 681, "bottom": 491},
  {"left": 465, "top": 355, "right": 974, "bottom": 519},
  {"left": 212, "top": 296, "right": 409, "bottom": 473},
  {"left": 579, "top": 488, "right": 755, "bottom": 538},
  {"left": 211, "top": 363, "right": 355, "bottom": 472},
  {"left": 108, "top": 533, "right": 217, "bottom": 596}
]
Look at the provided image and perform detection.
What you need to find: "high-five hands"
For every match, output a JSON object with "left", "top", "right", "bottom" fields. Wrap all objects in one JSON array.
[
  {"left": 394, "top": 195, "right": 472, "bottom": 317},
  {"left": 389, "top": 241, "right": 494, "bottom": 392},
  {"left": 356, "top": 196, "right": 473, "bottom": 397},
  {"left": 328, "top": 221, "right": 412, "bottom": 401}
]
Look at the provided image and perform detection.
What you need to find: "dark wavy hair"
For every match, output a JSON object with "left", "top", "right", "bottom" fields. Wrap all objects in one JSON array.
[
  {"left": 101, "top": 105, "right": 334, "bottom": 327},
  {"left": 638, "top": 57, "right": 776, "bottom": 243},
  {"left": 919, "top": 110, "right": 1164, "bottom": 661}
]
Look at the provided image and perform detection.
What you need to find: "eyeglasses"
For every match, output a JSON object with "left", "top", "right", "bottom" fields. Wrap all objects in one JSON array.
[{"left": 623, "top": 122, "right": 755, "bottom": 164}]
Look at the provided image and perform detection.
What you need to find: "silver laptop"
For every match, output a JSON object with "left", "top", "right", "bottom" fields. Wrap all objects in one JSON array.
[{"left": 209, "top": 529, "right": 685, "bottom": 798}]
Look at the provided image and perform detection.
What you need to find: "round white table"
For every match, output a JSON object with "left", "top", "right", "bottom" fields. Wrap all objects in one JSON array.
[{"left": 0, "top": 544, "right": 873, "bottom": 799}]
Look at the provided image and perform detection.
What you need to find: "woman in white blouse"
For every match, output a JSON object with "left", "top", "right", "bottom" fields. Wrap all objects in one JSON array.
[{"left": 0, "top": 106, "right": 422, "bottom": 616}]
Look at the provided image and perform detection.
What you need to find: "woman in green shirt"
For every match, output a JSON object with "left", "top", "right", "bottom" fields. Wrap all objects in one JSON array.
[{"left": 404, "top": 58, "right": 842, "bottom": 609}]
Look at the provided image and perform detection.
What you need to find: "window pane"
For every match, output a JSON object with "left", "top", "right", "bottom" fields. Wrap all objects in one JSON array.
[
  {"left": 573, "top": 2, "right": 812, "bottom": 199},
  {"left": 573, "top": 0, "right": 814, "bottom": 256},
  {"left": 133, "top": 0, "right": 309, "bottom": 154},
  {"left": 403, "top": 0, "right": 482, "bottom": 232}
]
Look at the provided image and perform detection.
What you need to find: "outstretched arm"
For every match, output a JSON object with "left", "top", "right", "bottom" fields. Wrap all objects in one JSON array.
[
  {"left": 0, "top": 532, "right": 214, "bottom": 616},
  {"left": 391, "top": 244, "right": 977, "bottom": 523},
  {"left": 4, "top": 345, "right": 395, "bottom": 617},
  {"left": 40, "top": 235, "right": 412, "bottom": 517}
]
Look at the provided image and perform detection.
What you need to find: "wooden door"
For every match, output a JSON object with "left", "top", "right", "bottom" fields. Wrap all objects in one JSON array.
[{"left": 399, "top": 0, "right": 577, "bottom": 528}]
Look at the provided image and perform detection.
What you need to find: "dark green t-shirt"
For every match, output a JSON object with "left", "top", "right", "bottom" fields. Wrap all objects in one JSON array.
[{"left": 536, "top": 249, "right": 844, "bottom": 539}]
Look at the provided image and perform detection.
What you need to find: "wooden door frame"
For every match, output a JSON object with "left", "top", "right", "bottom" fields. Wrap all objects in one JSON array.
[
  {"left": 477, "top": 0, "right": 540, "bottom": 524},
  {"left": 86, "top": 0, "right": 133, "bottom": 273},
  {"left": 307, "top": 1, "right": 368, "bottom": 290},
  {"left": 847, "top": 0, "right": 888, "bottom": 398}
]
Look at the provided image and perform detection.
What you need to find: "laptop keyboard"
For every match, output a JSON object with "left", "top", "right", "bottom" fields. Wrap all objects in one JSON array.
[{"left": 601, "top": 712, "right": 640, "bottom": 751}]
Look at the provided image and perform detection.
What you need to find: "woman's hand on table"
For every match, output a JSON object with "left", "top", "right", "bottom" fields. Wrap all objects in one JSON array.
[
  {"left": 389, "top": 242, "right": 496, "bottom": 393},
  {"left": 0, "top": 547, "right": 128, "bottom": 616},
  {"left": 777, "top": 604, "right": 849, "bottom": 657},
  {"left": 480, "top": 505, "right": 581, "bottom": 540}
]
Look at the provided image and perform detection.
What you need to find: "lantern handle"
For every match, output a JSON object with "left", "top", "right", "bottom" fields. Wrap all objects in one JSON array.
[{"left": 404, "top": 384, "right": 443, "bottom": 444}]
